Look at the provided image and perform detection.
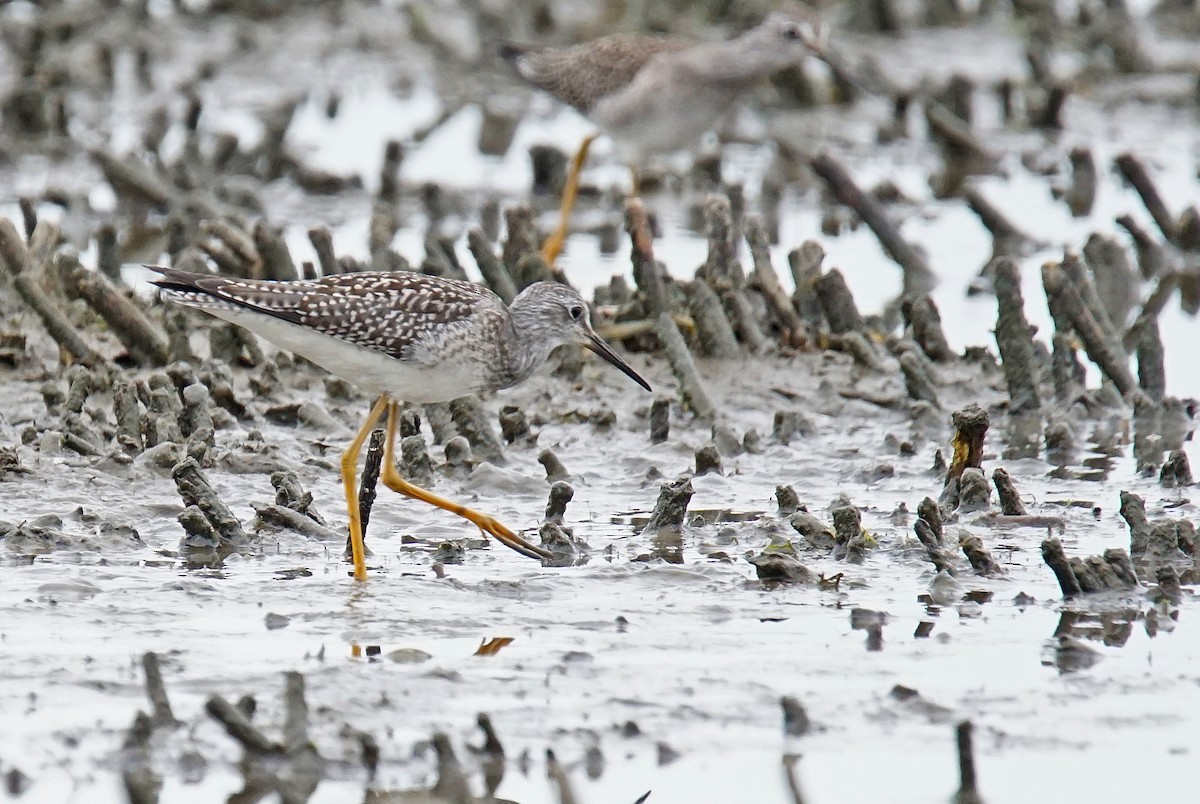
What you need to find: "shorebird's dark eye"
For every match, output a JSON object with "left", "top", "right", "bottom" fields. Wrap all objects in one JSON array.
[
  {"left": 568, "top": 305, "right": 584, "bottom": 321},
  {"left": 783, "top": 26, "right": 801, "bottom": 41}
]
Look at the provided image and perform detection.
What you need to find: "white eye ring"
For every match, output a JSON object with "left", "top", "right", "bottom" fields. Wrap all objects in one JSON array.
[{"left": 569, "top": 305, "right": 584, "bottom": 321}]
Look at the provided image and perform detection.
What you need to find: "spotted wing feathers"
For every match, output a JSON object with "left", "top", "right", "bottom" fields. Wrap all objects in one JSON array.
[
  {"left": 501, "top": 34, "right": 689, "bottom": 115},
  {"left": 148, "top": 266, "right": 498, "bottom": 361}
]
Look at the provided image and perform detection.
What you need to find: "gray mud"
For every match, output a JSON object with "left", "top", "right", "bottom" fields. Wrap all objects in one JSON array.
[{"left": 2, "top": 2, "right": 1200, "bottom": 803}]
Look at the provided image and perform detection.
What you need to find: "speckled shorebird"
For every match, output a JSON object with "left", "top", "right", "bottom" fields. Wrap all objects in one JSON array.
[
  {"left": 502, "top": 11, "right": 828, "bottom": 265},
  {"left": 148, "top": 267, "right": 651, "bottom": 581}
]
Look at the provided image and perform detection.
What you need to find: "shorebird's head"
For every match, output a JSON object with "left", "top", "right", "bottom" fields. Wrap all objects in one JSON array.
[
  {"left": 757, "top": 11, "right": 829, "bottom": 63},
  {"left": 512, "top": 282, "right": 651, "bottom": 392}
]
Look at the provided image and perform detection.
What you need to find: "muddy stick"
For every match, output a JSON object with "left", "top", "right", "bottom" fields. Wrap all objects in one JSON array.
[
  {"left": 172, "top": 457, "right": 247, "bottom": 544},
  {"left": 1118, "top": 491, "right": 1152, "bottom": 559},
  {"left": 972, "top": 513, "right": 1064, "bottom": 529},
  {"left": 901, "top": 294, "right": 953, "bottom": 362},
  {"left": 113, "top": 377, "right": 143, "bottom": 453},
  {"left": 945, "top": 404, "right": 989, "bottom": 488},
  {"left": 18, "top": 198, "right": 36, "bottom": 239},
  {"left": 178, "top": 505, "right": 219, "bottom": 547},
  {"left": 281, "top": 672, "right": 310, "bottom": 755},
  {"left": 1041, "top": 537, "right": 1083, "bottom": 598},
  {"left": 900, "top": 351, "right": 940, "bottom": 405},
  {"left": 431, "top": 733, "right": 473, "bottom": 804},
  {"left": 655, "top": 312, "right": 716, "bottom": 421},
  {"left": 468, "top": 228, "right": 517, "bottom": 305},
  {"left": 915, "top": 518, "right": 956, "bottom": 575},
  {"left": 814, "top": 268, "right": 866, "bottom": 334},
  {"left": 202, "top": 220, "right": 258, "bottom": 276},
  {"left": 0, "top": 218, "right": 27, "bottom": 275},
  {"left": 964, "top": 184, "right": 1039, "bottom": 257},
  {"left": 380, "top": 140, "right": 403, "bottom": 202},
  {"left": 811, "top": 153, "right": 935, "bottom": 294},
  {"left": 398, "top": 434, "right": 434, "bottom": 487},
  {"left": 14, "top": 272, "right": 103, "bottom": 366},
  {"left": 1115, "top": 153, "right": 1179, "bottom": 244},
  {"left": 95, "top": 223, "right": 121, "bottom": 282},
  {"left": 1122, "top": 271, "right": 1180, "bottom": 352},
  {"left": 960, "top": 534, "right": 1001, "bottom": 575},
  {"left": 450, "top": 396, "right": 505, "bottom": 464},
  {"left": 546, "top": 748, "right": 579, "bottom": 804},
  {"left": 1060, "top": 252, "right": 1118, "bottom": 342},
  {"left": 1050, "top": 332, "right": 1084, "bottom": 402},
  {"left": 60, "top": 255, "right": 169, "bottom": 366},
  {"left": 255, "top": 504, "right": 341, "bottom": 541},
  {"left": 626, "top": 199, "right": 669, "bottom": 317},
  {"left": 476, "top": 713, "right": 506, "bottom": 795},
  {"left": 544, "top": 481, "right": 573, "bottom": 524},
  {"left": 925, "top": 102, "right": 993, "bottom": 161},
  {"left": 991, "top": 468, "right": 1026, "bottom": 516},
  {"left": 24, "top": 219, "right": 60, "bottom": 281},
  {"left": 783, "top": 754, "right": 808, "bottom": 804},
  {"left": 701, "top": 194, "right": 741, "bottom": 284},
  {"left": 502, "top": 206, "right": 540, "bottom": 282},
  {"left": 498, "top": 405, "right": 530, "bottom": 444},
  {"left": 954, "top": 721, "right": 982, "bottom": 804},
  {"left": 1134, "top": 318, "right": 1166, "bottom": 402},
  {"left": 1064, "top": 147, "right": 1097, "bottom": 217},
  {"left": 721, "top": 288, "right": 768, "bottom": 352},
  {"left": 90, "top": 150, "right": 179, "bottom": 212},
  {"left": 918, "top": 497, "right": 945, "bottom": 542},
  {"left": 306, "top": 226, "right": 340, "bottom": 277},
  {"left": 684, "top": 280, "right": 740, "bottom": 358},
  {"left": 423, "top": 233, "right": 469, "bottom": 282},
  {"left": 538, "top": 449, "right": 570, "bottom": 483},
  {"left": 349, "top": 428, "right": 385, "bottom": 557},
  {"left": 1083, "top": 234, "right": 1137, "bottom": 327},
  {"left": 515, "top": 251, "right": 559, "bottom": 291},
  {"left": 141, "top": 652, "right": 179, "bottom": 728},
  {"left": 271, "top": 470, "right": 325, "bottom": 524},
  {"left": 991, "top": 257, "right": 1041, "bottom": 413},
  {"left": 1115, "top": 214, "right": 1167, "bottom": 279},
  {"left": 787, "top": 240, "right": 825, "bottom": 332},
  {"left": 649, "top": 397, "right": 670, "bottom": 443},
  {"left": 1042, "top": 263, "right": 1136, "bottom": 397},
  {"left": 253, "top": 220, "right": 299, "bottom": 281},
  {"left": 780, "top": 696, "right": 811, "bottom": 738},
  {"left": 1160, "top": 449, "right": 1193, "bottom": 488},
  {"left": 641, "top": 477, "right": 694, "bottom": 536},
  {"left": 745, "top": 216, "right": 804, "bottom": 340},
  {"left": 205, "top": 695, "right": 282, "bottom": 754},
  {"left": 121, "top": 711, "right": 161, "bottom": 804}
]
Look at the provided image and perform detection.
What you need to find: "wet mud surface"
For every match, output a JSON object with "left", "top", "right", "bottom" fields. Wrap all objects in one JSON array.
[{"left": 1, "top": 1, "right": 1200, "bottom": 802}]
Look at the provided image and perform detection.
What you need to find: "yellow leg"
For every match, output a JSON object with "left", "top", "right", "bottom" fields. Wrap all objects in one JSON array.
[
  {"left": 630, "top": 165, "right": 641, "bottom": 197},
  {"left": 541, "top": 132, "right": 598, "bottom": 267},
  {"left": 342, "top": 395, "right": 390, "bottom": 581},
  {"left": 379, "top": 402, "right": 551, "bottom": 561}
]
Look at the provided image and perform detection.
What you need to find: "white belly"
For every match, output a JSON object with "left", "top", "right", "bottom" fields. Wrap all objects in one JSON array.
[{"left": 205, "top": 306, "right": 487, "bottom": 403}]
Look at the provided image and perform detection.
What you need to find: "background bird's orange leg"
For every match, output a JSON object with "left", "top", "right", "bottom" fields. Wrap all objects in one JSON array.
[
  {"left": 541, "top": 132, "right": 598, "bottom": 267},
  {"left": 342, "top": 396, "right": 390, "bottom": 581},
  {"left": 379, "top": 402, "right": 551, "bottom": 560}
]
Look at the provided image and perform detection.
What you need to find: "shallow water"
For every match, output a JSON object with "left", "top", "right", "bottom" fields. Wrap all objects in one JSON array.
[{"left": 2, "top": 5, "right": 1199, "bottom": 804}]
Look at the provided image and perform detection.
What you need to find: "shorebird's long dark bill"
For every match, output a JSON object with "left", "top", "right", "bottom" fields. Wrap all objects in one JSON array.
[{"left": 585, "top": 333, "right": 651, "bottom": 392}]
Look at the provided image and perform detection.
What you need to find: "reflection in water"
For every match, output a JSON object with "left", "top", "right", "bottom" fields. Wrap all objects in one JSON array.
[
  {"left": 181, "top": 543, "right": 239, "bottom": 570},
  {"left": 1003, "top": 411, "right": 1042, "bottom": 460},
  {"left": 649, "top": 530, "right": 685, "bottom": 564},
  {"left": 850, "top": 608, "right": 886, "bottom": 651},
  {"left": 1044, "top": 608, "right": 1151, "bottom": 673}
]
